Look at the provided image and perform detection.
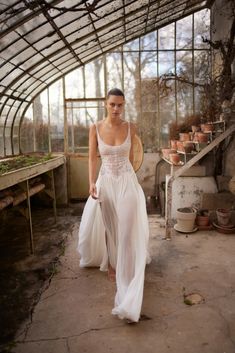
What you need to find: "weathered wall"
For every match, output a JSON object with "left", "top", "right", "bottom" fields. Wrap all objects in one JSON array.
[
  {"left": 136, "top": 152, "right": 161, "bottom": 198},
  {"left": 211, "top": 0, "right": 235, "bottom": 177},
  {"left": 54, "top": 163, "right": 68, "bottom": 205}
]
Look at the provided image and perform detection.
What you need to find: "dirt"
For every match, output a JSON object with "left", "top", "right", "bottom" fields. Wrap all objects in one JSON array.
[{"left": 0, "top": 203, "right": 84, "bottom": 352}]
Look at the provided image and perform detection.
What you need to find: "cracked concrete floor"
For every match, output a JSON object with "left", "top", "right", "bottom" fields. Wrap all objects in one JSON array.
[{"left": 14, "top": 215, "right": 235, "bottom": 353}]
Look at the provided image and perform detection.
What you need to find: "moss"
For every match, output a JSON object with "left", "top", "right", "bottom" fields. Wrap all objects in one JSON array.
[
  {"left": 184, "top": 298, "right": 193, "bottom": 306},
  {"left": 0, "top": 153, "right": 54, "bottom": 175}
]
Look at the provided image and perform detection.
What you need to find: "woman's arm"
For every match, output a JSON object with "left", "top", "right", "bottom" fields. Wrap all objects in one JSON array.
[
  {"left": 129, "top": 123, "right": 137, "bottom": 166},
  {"left": 88, "top": 124, "right": 98, "bottom": 199}
]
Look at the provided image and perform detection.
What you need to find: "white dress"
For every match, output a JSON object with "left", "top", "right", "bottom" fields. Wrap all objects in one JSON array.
[{"left": 77, "top": 122, "right": 150, "bottom": 322}]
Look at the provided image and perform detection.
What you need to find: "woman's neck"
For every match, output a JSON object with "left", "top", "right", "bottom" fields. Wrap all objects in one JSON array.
[{"left": 104, "top": 116, "right": 122, "bottom": 127}]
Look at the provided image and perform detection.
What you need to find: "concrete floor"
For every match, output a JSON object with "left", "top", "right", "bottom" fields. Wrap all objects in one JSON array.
[{"left": 13, "top": 214, "right": 235, "bottom": 353}]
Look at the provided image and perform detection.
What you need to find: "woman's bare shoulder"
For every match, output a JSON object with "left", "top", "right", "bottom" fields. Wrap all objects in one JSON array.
[
  {"left": 89, "top": 124, "right": 97, "bottom": 137},
  {"left": 129, "top": 121, "right": 138, "bottom": 136}
]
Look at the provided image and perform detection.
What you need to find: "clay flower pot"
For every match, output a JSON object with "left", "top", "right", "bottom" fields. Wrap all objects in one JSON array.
[
  {"left": 161, "top": 148, "right": 176, "bottom": 159},
  {"left": 201, "top": 123, "right": 214, "bottom": 132},
  {"left": 176, "top": 141, "right": 184, "bottom": 152},
  {"left": 183, "top": 142, "right": 194, "bottom": 153},
  {"left": 189, "top": 132, "right": 194, "bottom": 141},
  {"left": 194, "top": 132, "right": 209, "bottom": 143},
  {"left": 192, "top": 125, "right": 200, "bottom": 133},
  {"left": 170, "top": 140, "right": 178, "bottom": 149},
  {"left": 196, "top": 209, "right": 210, "bottom": 226},
  {"left": 169, "top": 153, "right": 180, "bottom": 165},
  {"left": 179, "top": 133, "right": 190, "bottom": 142},
  {"left": 196, "top": 215, "right": 210, "bottom": 226},
  {"left": 216, "top": 208, "right": 231, "bottom": 226}
]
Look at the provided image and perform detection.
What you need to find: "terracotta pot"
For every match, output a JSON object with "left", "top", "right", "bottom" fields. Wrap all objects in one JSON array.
[
  {"left": 183, "top": 142, "right": 194, "bottom": 153},
  {"left": 161, "top": 148, "right": 176, "bottom": 159},
  {"left": 176, "top": 141, "right": 184, "bottom": 152},
  {"left": 189, "top": 132, "right": 194, "bottom": 141},
  {"left": 170, "top": 140, "right": 178, "bottom": 149},
  {"left": 179, "top": 133, "right": 190, "bottom": 142},
  {"left": 201, "top": 123, "right": 214, "bottom": 132},
  {"left": 192, "top": 125, "right": 200, "bottom": 133},
  {"left": 216, "top": 208, "right": 231, "bottom": 226},
  {"left": 169, "top": 153, "right": 180, "bottom": 165},
  {"left": 194, "top": 132, "right": 209, "bottom": 143},
  {"left": 196, "top": 215, "right": 210, "bottom": 226}
]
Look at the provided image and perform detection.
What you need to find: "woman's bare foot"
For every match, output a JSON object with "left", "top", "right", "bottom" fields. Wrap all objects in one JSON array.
[{"left": 108, "top": 265, "right": 116, "bottom": 282}]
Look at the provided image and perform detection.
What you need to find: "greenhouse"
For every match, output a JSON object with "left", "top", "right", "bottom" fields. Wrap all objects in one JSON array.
[{"left": 0, "top": 0, "right": 235, "bottom": 352}]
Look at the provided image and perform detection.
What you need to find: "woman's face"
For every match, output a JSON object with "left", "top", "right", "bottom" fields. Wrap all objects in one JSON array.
[{"left": 106, "top": 95, "right": 125, "bottom": 119}]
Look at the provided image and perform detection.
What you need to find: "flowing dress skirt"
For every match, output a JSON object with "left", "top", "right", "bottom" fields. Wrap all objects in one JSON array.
[{"left": 78, "top": 171, "right": 150, "bottom": 322}]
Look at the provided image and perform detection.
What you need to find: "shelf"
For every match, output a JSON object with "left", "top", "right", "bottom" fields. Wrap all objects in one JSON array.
[
  {"left": 162, "top": 157, "right": 184, "bottom": 166},
  {"left": 177, "top": 150, "right": 197, "bottom": 155}
]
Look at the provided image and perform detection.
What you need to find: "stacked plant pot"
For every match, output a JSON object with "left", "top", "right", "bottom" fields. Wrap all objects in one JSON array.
[
  {"left": 213, "top": 208, "right": 235, "bottom": 234},
  {"left": 161, "top": 122, "right": 214, "bottom": 165},
  {"left": 196, "top": 208, "right": 212, "bottom": 230}
]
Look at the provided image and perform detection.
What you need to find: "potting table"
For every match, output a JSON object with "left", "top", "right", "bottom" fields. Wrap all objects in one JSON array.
[{"left": 0, "top": 154, "right": 65, "bottom": 253}]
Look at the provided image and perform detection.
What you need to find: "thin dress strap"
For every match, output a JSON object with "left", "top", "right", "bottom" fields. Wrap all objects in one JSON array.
[{"left": 95, "top": 122, "right": 101, "bottom": 142}]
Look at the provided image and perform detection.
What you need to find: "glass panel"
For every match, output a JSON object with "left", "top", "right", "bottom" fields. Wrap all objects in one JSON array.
[
  {"left": 176, "top": 51, "right": 193, "bottom": 120},
  {"left": 57, "top": 58, "right": 77, "bottom": 71},
  {"left": 94, "top": 10, "right": 123, "bottom": 29},
  {"left": 65, "top": 67, "right": 84, "bottom": 98},
  {"left": 159, "top": 80, "right": 176, "bottom": 147},
  {"left": 125, "top": 0, "right": 149, "bottom": 14},
  {"left": 13, "top": 123, "right": 19, "bottom": 155},
  {"left": 0, "top": 107, "right": 7, "bottom": 127},
  {"left": 194, "top": 50, "right": 212, "bottom": 119},
  {"left": 85, "top": 58, "right": 104, "bottom": 98},
  {"left": 176, "top": 51, "right": 192, "bottom": 80},
  {"left": 158, "top": 51, "right": 175, "bottom": 146},
  {"left": 11, "top": 47, "right": 40, "bottom": 66},
  {"left": 177, "top": 83, "right": 193, "bottom": 121},
  {"left": 176, "top": 16, "right": 192, "bottom": 49},
  {"left": 106, "top": 53, "right": 123, "bottom": 92},
  {"left": 158, "top": 23, "right": 175, "bottom": 50},
  {"left": 158, "top": 51, "right": 175, "bottom": 76},
  {"left": 20, "top": 104, "right": 34, "bottom": 153},
  {"left": 0, "top": 125, "right": 4, "bottom": 157},
  {"left": 194, "top": 50, "right": 210, "bottom": 84},
  {"left": 33, "top": 94, "right": 49, "bottom": 153},
  {"left": 140, "top": 52, "right": 158, "bottom": 150},
  {"left": 5, "top": 126, "right": 12, "bottom": 156},
  {"left": 123, "top": 38, "right": 139, "bottom": 51},
  {"left": 140, "top": 31, "right": 157, "bottom": 51},
  {"left": 49, "top": 80, "right": 64, "bottom": 152},
  {"left": 123, "top": 52, "right": 140, "bottom": 123},
  {"left": 141, "top": 52, "right": 157, "bottom": 79},
  {"left": 67, "top": 101, "right": 105, "bottom": 152},
  {"left": 194, "top": 9, "right": 210, "bottom": 49}
]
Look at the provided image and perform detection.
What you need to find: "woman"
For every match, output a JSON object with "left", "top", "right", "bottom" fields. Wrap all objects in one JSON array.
[{"left": 78, "top": 88, "right": 150, "bottom": 323}]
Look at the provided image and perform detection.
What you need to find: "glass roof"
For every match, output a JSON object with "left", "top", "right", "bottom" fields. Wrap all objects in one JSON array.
[{"left": 0, "top": 0, "right": 210, "bottom": 122}]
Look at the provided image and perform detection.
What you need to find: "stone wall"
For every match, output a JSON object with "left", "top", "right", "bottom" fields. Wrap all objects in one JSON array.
[{"left": 211, "top": 0, "right": 235, "bottom": 177}]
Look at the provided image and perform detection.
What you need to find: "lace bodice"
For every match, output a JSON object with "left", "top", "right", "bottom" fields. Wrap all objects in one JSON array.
[{"left": 96, "top": 122, "right": 133, "bottom": 178}]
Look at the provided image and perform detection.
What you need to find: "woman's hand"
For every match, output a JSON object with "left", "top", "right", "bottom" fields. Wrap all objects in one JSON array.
[{"left": 89, "top": 183, "right": 98, "bottom": 199}]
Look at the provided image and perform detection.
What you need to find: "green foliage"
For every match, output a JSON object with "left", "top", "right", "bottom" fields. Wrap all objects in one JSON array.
[{"left": 0, "top": 153, "right": 54, "bottom": 175}]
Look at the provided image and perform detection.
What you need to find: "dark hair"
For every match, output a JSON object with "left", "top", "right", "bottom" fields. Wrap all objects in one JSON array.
[{"left": 107, "top": 88, "right": 125, "bottom": 99}]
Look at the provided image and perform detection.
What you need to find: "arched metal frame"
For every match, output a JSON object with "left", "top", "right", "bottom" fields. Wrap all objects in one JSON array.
[{"left": 0, "top": 0, "right": 213, "bottom": 157}]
